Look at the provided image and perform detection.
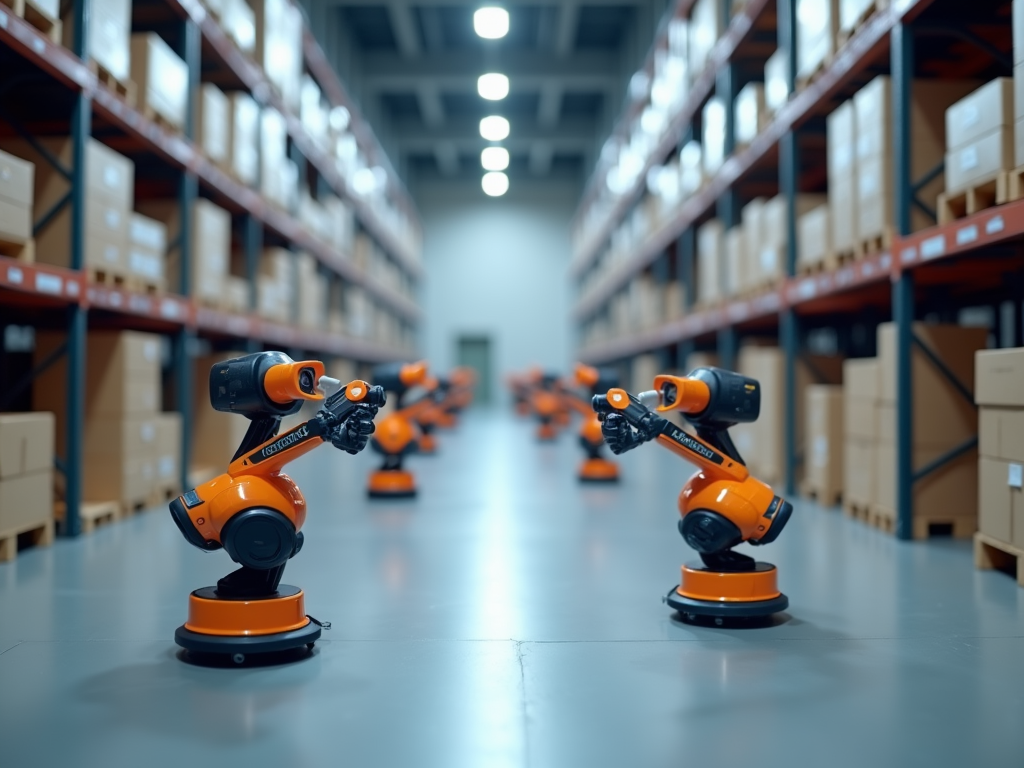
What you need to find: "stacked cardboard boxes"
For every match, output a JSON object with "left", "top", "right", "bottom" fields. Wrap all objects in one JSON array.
[
  {"left": 2, "top": 138, "right": 134, "bottom": 277},
  {"left": 195, "top": 84, "right": 230, "bottom": 165},
  {"left": 975, "top": 348, "right": 1024, "bottom": 558},
  {"left": 33, "top": 331, "right": 180, "bottom": 511},
  {"left": 0, "top": 413, "right": 55, "bottom": 560},
  {"left": 688, "top": 0, "right": 721, "bottom": 75},
  {"left": 137, "top": 198, "right": 231, "bottom": 306},
  {"left": 252, "top": 0, "right": 303, "bottom": 110},
  {"left": 798, "top": 204, "right": 832, "bottom": 272},
  {"left": 796, "top": 0, "right": 838, "bottom": 84},
  {"left": 842, "top": 358, "right": 878, "bottom": 515},
  {"left": 0, "top": 148, "right": 33, "bottom": 254},
  {"left": 734, "top": 83, "right": 766, "bottom": 147},
  {"left": 221, "top": 0, "right": 256, "bottom": 54},
  {"left": 257, "top": 248, "right": 296, "bottom": 324},
  {"left": 227, "top": 93, "right": 260, "bottom": 186},
  {"left": 723, "top": 226, "right": 744, "bottom": 298},
  {"left": 130, "top": 34, "right": 189, "bottom": 131},
  {"left": 127, "top": 214, "right": 167, "bottom": 292},
  {"left": 678, "top": 141, "right": 704, "bottom": 197},
  {"left": 759, "top": 193, "right": 828, "bottom": 284},
  {"left": 764, "top": 49, "right": 789, "bottom": 114},
  {"left": 804, "top": 385, "right": 844, "bottom": 505},
  {"left": 63, "top": 0, "right": 130, "bottom": 83},
  {"left": 296, "top": 252, "right": 329, "bottom": 330},
  {"left": 872, "top": 323, "right": 986, "bottom": 537},
  {"left": 702, "top": 98, "right": 727, "bottom": 176},
  {"left": 839, "top": 0, "right": 887, "bottom": 39},
  {"left": 827, "top": 102, "right": 857, "bottom": 256},
  {"left": 943, "top": 79, "right": 1015, "bottom": 198},
  {"left": 697, "top": 218, "right": 723, "bottom": 306}
]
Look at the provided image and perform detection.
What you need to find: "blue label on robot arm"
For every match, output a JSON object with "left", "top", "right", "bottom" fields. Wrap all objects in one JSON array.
[{"left": 182, "top": 489, "right": 204, "bottom": 509}]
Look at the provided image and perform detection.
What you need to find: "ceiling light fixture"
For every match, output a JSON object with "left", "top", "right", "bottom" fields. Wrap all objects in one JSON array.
[
  {"left": 482, "top": 171, "right": 509, "bottom": 196},
  {"left": 478, "top": 73, "right": 509, "bottom": 100},
  {"left": 474, "top": 7, "right": 509, "bottom": 39},
  {"left": 481, "top": 146, "right": 510, "bottom": 171},
  {"left": 479, "top": 115, "right": 510, "bottom": 141}
]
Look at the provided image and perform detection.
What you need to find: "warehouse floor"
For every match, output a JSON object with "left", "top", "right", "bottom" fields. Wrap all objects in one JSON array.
[{"left": 1, "top": 410, "right": 1022, "bottom": 767}]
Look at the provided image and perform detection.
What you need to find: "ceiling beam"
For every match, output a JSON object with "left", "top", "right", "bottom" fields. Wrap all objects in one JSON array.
[
  {"left": 419, "top": 5, "right": 444, "bottom": 52},
  {"left": 390, "top": 121, "right": 594, "bottom": 154},
  {"left": 433, "top": 142, "right": 460, "bottom": 176},
  {"left": 386, "top": 1, "right": 420, "bottom": 57},
  {"left": 415, "top": 83, "right": 444, "bottom": 127},
  {"left": 529, "top": 142, "right": 555, "bottom": 175},
  {"left": 537, "top": 83, "right": 562, "bottom": 128}
]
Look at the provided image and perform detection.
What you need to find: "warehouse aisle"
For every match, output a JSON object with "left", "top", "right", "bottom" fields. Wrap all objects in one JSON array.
[{"left": 1, "top": 411, "right": 1023, "bottom": 767}]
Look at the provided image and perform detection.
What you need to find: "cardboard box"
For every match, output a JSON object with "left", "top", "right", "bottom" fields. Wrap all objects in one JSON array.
[
  {"left": 84, "top": 415, "right": 159, "bottom": 461},
  {"left": 844, "top": 397, "right": 877, "bottom": 441},
  {"left": 227, "top": 93, "right": 260, "bottom": 186},
  {"left": 1016, "top": 116, "right": 1024, "bottom": 173},
  {"left": 840, "top": 0, "right": 887, "bottom": 33},
  {"left": 84, "top": 453, "right": 156, "bottom": 506},
  {"left": 735, "top": 83, "right": 766, "bottom": 146},
  {"left": 843, "top": 357, "right": 879, "bottom": 398},
  {"left": 0, "top": 198, "right": 31, "bottom": 244},
  {"left": 63, "top": 0, "right": 130, "bottom": 81},
  {"left": 678, "top": 141, "right": 704, "bottom": 196},
  {"left": 0, "top": 413, "right": 55, "bottom": 480},
  {"left": 877, "top": 322, "right": 987, "bottom": 404},
  {"left": 978, "top": 456, "right": 1024, "bottom": 545},
  {"left": 697, "top": 218, "right": 723, "bottom": 305},
  {"left": 796, "top": 0, "right": 838, "bottom": 82},
  {"left": 155, "top": 413, "right": 182, "bottom": 490},
  {"left": 0, "top": 148, "right": 34, "bottom": 208},
  {"left": 945, "top": 128, "right": 1015, "bottom": 195},
  {"left": 806, "top": 385, "right": 844, "bottom": 502},
  {"left": 798, "top": 204, "right": 831, "bottom": 269},
  {"left": 741, "top": 198, "right": 765, "bottom": 287},
  {"left": 688, "top": 0, "right": 721, "bottom": 74},
  {"left": 33, "top": 331, "right": 162, "bottom": 456},
  {"left": 874, "top": 440, "right": 978, "bottom": 523},
  {"left": 946, "top": 78, "right": 1015, "bottom": 150},
  {"left": 702, "top": 97, "right": 727, "bottom": 175},
  {"left": 844, "top": 437, "right": 875, "bottom": 506},
  {"left": 222, "top": 0, "right": 256, "bottom": 53},
  {"left": 260, "top": 108, "right": 288, "bottom": 202},
  {"left": 765, "top": 49, "right": 789, "bottom": 113},
  {"left": 195, "top": 84, "right": 229, "bottom": 164},
  {"left": 978, "top": 408, "right": 1024, "bottom": 461},
  {"left": 136, "top": 199, "right": 230, "bottom": 301},
  {"left": 130, "top": 213, "right": 166, "bottom": 254},
  {"left": 976, "top": 347, "right": 1024, "bottom": 406},
  {"left": 191, "top": 352, "right": 250, "bottom": 470},
  {"left": 223, "top": 276, "right": 251, "bottom": 313},
  {"left": 130, "top": 34, "right": 189, "bottom": 130},
  {"left": 0, "top": 470, "right": 52, "bottom": 534}
]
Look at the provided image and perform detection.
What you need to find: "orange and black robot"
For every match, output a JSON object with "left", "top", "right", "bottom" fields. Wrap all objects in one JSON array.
[
  {"left": 411, "top": 376, "right": 444, "bottom": 455},
  {"left": 169, "top": 352, "right": 385, "bottom": 662},
  {"left": 434, "top": 366, "right": 476, "bottom": 429},
  {"left": 507, "top": 372, "right": 532, "bottom": 417},
  {"left": 367, "top": 361, "right": 431, "bottom": 498},
  {"left": 594, "top": 367, "right": 793, "bottom": 624},
  {"left": 566, "top": 363, "right": 621, "bottom": 482},
  {"left": 532, "top": 373, "right": 570, "bottom": 441}
]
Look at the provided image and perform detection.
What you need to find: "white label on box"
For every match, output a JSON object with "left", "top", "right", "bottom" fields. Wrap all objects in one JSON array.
[
  {"left": 956, "top": 225, "right": 978, "bottom": 245},
  {"left": 129, "top": 251, "right": 161, "bottom": 280},
  {"left": 158, "top": 456, "right": 174, "bottom": 478},
  {"left": 103, "top": 166, "right": 119, "bottom": 189},
  {"left": 130, "top": 220, "right": 163, "bottom": 250},
  {"left": 1, "top": 167, "right": 10, "bottom": 182},
  {"left": 1009, "top": 463, "right": 1023, "bottom": 489},
  {"left": 35, "top": 273, "right": 62, "bottom": 294},
  {"left": 7, "top": 266, "right": 23, "bottom": 284},
  {"left": 920, "top": 235, "right": 945, "bottom": 260},
  {"left": 963, "top": 103, "right": 980, "bottom": 128},
  {"left": 959, "top": 145, "right": 979, "bottom": 171},
  {"left": 834, "top": 146, "right": 851, "bottom": 171},
  {"left": 140, "top": 422, "right": 156, "bottom": 443},
  {"left": 760, "top": 249, "right": 775, "bottom": 272},
  {"left": 143, "top": 340, "right": 158, "bottom": 361},
  {"left": 986, "top": 215, "right": 1005, "bottom": 234}
]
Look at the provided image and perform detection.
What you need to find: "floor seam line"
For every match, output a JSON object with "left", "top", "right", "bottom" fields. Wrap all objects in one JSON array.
[{"left": 0, "top": 641, "right": 24, "bottom": 657}]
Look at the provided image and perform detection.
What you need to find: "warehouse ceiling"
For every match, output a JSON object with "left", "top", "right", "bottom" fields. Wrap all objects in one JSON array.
[{"left": 302, "top": 0, "right": 667, "bottom": 188}]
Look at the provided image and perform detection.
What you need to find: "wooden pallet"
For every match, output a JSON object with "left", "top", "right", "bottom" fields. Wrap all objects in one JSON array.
[
  {"left": 0, "top": 518, "right": 55, "bottom": 562},
  {"left": 86, "top": 266, "right": 128, "bottom": 288},
  {"left": 800, "top": 480, "right": 842, "bottom": 508},
  {"left": 796, "top": 254, "right": 838, "bottom": 277},
  {"left": 998, "top": 164, "right": 1024, "bottom": 204},
  {"left": 871, "top": 504, "right": 975, "bottom": 539},
  {"left": 937, "top": 173, "right": 1008, "bottom": 225},
  {"left": 88, "top": 60, "right": 137, "bottom": 107},
  {"left": 837, "top": 0, "right": 881, "bottom": 47},
  {"left": 857, "top": 227, "right": 893, "bottom": 257},
  {"left": 974, "top": 532, "right": 1024, "bottom": 587},
  {"left": 54, "top": 500, "right": 120, "bottom": 535},
  {"left": 123, "top": 275, "right": 162, "bottom": 295},
  {"left": 0, "top": 0, "right": 61, "bottom": 42},
  {"left": 140, "top": 106, "right": 182, "bottom": 135},
  {"left": 0, "top": 237, "right": 34, "bottom": 262}
]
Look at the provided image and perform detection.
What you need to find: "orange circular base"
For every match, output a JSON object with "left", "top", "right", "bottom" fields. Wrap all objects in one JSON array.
[
  {"left": 579, "top": 458, "right": 619, "bottom": 481},
  {"left": 368, "top": 469, "right": 417, "bottom": 496},
  {"left": 184, "top": 587, "right": 309, "bottom": 637},
  {"left": 677, "top": 562, "right": 781, "bottom": 603}
]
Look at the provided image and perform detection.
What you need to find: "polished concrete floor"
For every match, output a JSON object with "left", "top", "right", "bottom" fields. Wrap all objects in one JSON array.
[{"left": 1, "top": 410, "right": 1023, "bottom": 767}]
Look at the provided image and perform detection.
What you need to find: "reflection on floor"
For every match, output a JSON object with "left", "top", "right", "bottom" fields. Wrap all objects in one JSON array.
[{"left": 1, "top": 411, "right": 1022, "bottom": 767}]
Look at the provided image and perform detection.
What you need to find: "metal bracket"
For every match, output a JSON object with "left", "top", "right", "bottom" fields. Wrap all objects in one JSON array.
[
  {"left": 911, "top": 333, "right": 975, "bottom": 406},
  {"left": 33, "top": 190, "right": 72, "bottom": 236},
  {"left": 913, "top": 436, "right": 978, "bottom": 483}
]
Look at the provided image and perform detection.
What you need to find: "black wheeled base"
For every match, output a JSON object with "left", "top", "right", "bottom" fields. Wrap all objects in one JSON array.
[
  {"left": 175, "top": 619, "right": 321, "bottom": 661},
  {"left": 665, "top": 586, "right": 789, "bottom": 622},
  {"left": 367, "top": 489, "right": 417, "bottom": 499}
]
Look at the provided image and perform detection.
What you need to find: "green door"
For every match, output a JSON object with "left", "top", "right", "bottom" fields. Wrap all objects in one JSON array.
[{"left": 456, "top": 336, "right": 492, "bottom": 406}]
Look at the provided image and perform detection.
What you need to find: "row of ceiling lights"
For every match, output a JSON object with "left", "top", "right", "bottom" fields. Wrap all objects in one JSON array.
[{"left": 474, "top": 7, "right": 510, "bottom": 196}]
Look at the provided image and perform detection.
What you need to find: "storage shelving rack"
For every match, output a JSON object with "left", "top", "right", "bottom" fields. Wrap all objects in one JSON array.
[
  {"left": 0, "top": 0, "right": 422, "bottom": 535},
  {"left": 571, "top": 0, "right": 1024, "bottom": 540}
]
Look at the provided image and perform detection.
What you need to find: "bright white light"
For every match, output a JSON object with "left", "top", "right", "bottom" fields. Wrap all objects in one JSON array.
[
  {"left": 474, "top": 7, "right": 509, "bottom": 39},
  {"left": 640, "top": 106, "right": 667, "bottom": 137},
  {"left": 353, "top": 167, "right": 377, "bottom": 195},
  {"left": 477, "top": 73, "right": 510, "bottom": 100},
  {"left": 481, "top": 146, "right": 509, "bottom": 171},
  {"left": 329, "top": 106, "right": 350, "bottom": 132},
  {"left": 481, "top": 171, "right": 509, "bottom": 196},
  {"left": 629, "top": 71, "right": 650, "bottom": 100},
  {"left": 479, "top": 115, "right": 510, "bottom": 141}
]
